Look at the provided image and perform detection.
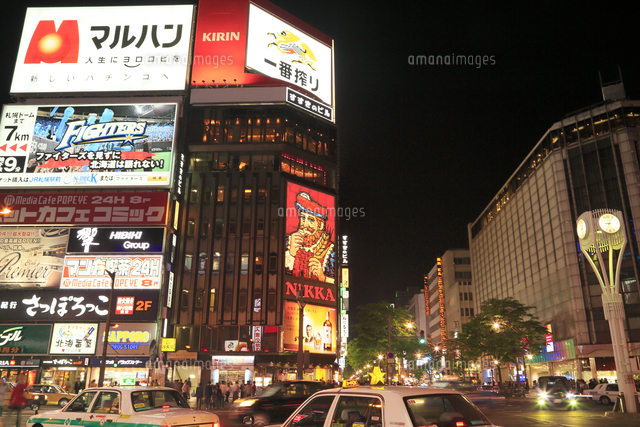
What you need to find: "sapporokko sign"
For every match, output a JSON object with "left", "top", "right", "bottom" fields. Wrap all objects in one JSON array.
[{"left": 66, "top": 227, "right": 165, "bottom": 254}]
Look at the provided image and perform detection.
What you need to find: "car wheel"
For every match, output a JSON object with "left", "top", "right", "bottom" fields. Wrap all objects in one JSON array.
[
  {"left": 600, "top": 396, "right": 611, "bottom": 405},
  {"left": 252, "top": 413, "right": 269, "bottom": 427},
  {"left": 31, "top": 402, "right": 40, "bottom": 411},
  {"left": 59, "top": 398, "right": 69, "bottom": 408}
]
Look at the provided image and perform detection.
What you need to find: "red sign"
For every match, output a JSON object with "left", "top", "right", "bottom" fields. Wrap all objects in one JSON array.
[
  {"left": 192, "top": 0, "right": 332, "bottom": 102},
  {"left": 115, "top": 297, "right": 135, "bottom": 315},
  {"left": 0, "top": 192, "right": 168, "bottom": 225},
  {"left": 285, "top": 281, "right": 336, "bottom": 302}
]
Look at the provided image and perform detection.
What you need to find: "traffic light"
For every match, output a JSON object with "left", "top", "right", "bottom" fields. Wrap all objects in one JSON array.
[
  {"left": 113, "top": 357, "right": 119, "bottom": 368},
  {"left": 419, "top": 330, "right": 426, "bottom": 344}
]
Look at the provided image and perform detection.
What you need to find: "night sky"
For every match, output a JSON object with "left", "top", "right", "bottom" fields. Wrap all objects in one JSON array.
[{"left": 2, "top": 1, "right": 640, "bottom": 314}]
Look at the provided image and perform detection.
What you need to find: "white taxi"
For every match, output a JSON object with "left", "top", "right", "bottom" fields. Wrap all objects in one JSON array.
[
  {"left": 263, "top": 380, "right": 497, "bottom": 427},
  {"left": 26, "top": 387, "right": 220, "bottom": 427}
]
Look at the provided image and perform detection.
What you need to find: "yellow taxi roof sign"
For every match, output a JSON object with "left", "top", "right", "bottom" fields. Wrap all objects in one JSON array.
[{"left": 342, "top": 379, "right": 359, "bottom": 388}]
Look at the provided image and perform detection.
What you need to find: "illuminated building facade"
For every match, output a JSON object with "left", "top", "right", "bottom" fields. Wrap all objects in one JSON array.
[{"left": 469, "top": 97, "right": 640, "bottom": 382}]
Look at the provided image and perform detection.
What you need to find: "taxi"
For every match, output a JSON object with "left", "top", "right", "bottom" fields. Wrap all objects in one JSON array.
[
  {"left": 245, "top": 380, "right": 498, "bottom": 427},
  {"left": 26, "top": 384, "right": 76, "bottom": 407},
  {"left": 26, "top": 387, "right": 220, "bottom": 427}
]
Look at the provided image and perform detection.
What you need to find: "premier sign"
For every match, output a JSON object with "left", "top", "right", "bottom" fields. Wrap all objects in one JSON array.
[
  {"left": 11, "top": 6, "right": 194, "bottom": 94},
  {"left": 67, "top": 227, "right": 165, "bottom": 254}
]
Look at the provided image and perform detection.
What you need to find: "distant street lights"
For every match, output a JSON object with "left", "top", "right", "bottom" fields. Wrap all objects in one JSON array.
[{"left": 576, "top": 209, "right": 637, "bottom": 413}]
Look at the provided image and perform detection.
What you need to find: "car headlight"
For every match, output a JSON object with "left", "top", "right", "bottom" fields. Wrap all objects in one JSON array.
[
  {"left": 566, "top": 393, "right": 574, "bottom": 398},
  {"left": 238, "top": 399, "right": 259, "bottom": 407},
  {"left": 538, "top": 392, "right": 547, "bottom": 398}
]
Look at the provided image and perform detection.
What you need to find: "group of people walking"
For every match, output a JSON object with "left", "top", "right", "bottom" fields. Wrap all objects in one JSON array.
[{"left": 195, "top": 380, "right": 256, "bottom": 410}]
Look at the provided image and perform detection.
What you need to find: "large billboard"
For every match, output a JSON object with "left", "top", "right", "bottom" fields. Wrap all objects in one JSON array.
[
  {"left": 0, "top": 289, "right": 159, "bottom": 322},
  {"left": 66, "top": 227, "right": 165, "bottom": 254},
  {"left": 0, "top": 192, "right": 168, "bottom": 226},
  {"left": 0, "top": 227, "right": 68, "bottom": 289},
  {"left": 246, "top": 4, "right": 332, "bottom": 105},
  {"left": 192, "top": 0, "right": 333, "bottom": 107},
  {"left": 284, "top": 182, "right": 335, "bottom": 284},
  {"left": 61, "top": 255, "right": 163, "bottom": 290},
  {"left": 283, "top": 301, "right": 336, "bottom": 354},
  {"left": 49, "top": 323, "right": 98, "bottom": 355},
  {"left": 10, "top": 6, "right": 194, "bottom": 94},
  {"left": 0, "top": 104, "right": 177, "bottom": 188},
  {"left": 0, "top": 324, "right": 52, "bottom": 355}
]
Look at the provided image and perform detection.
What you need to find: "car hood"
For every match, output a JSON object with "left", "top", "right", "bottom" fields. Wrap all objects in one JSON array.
[{"left": 134, "top": 407, "right": 220, "bottom": 424}]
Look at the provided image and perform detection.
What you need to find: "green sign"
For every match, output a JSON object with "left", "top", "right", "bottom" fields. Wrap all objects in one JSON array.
[
  {"left": 121, "top": 377, "right": 135, "bottom": 385},
  {"left": 0, "top": 325, "right": 51, "bottom": 355}
]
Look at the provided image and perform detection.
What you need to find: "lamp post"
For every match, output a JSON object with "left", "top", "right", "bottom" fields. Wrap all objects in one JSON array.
[
  {"left": 576, "top": 209, "right": 637, "bottom": 413},
  {"left": 295, "top": 291, "right": 306, "bottom": 380},
  {"left": 98, "top": 268, "right": 117, "bottom": 387}
]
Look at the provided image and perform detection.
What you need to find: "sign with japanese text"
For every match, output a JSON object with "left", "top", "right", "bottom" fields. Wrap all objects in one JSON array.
[
  {"left": 11, "top": 6, "right": 194, "bottom": 94},
  {"left": 0, "top": 104, "right": 177, "bottom": 189},
  {"left": 61, "top": 255, "right": 163, "bottom": 290},
  {"left": 0, "top": 325, "right": 51, "bottom": 355},
  {"left": 246, "top": 4, "right": 332, "bottom": 106},
  {"left": 285, "top": 183, "right": 336, "bottom": 284},
  {"left": 340, "top": 313, "right": 348, "bottom": 338},
  {"left": 0, "top": 227, "right": 68, "bottom": 289},
  {"left": 161, "top": 337, "right": 176, "bottom": 352},
  {"left": 49, "top": 323, "right": 98, "bottom": 355},
  {"left": 285, "top": 88, "right": 333, "bottom": 122},
  {"left": 41, "top": 357, "right": 86, "bottom": 367},
  {"left": 96, "top": 322, "right": 156, "bottom": 356},
  {"left": 437, "top": 258, "right": 447, "bottom": 350},
  {"left": 66, "top": 227, "right": 165, "bottom": 254},
  {"left": 192, "top": 0, "right": 333, "bottom": 106},
  {"left": 252, "top": 326, "right": 262, "bottom": 351},
  {"left": 283, "top": 301, "right": 336, "bottom": 354},
  {"left": 89, "top": 357, "right": 148, "bottom": 367},
  {"left": 0, "top": 289, "right": 159, "bottom": 322},
  {"left": 0, "top": 192, "right": 169, "bottom": 226}
]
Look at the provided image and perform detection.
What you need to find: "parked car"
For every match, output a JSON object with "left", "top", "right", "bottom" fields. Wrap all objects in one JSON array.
[
  {"left": 27, "top": 387, "right": 220, "bottom": 427},
  {"left": 27, "top": 384, "right": 76, "bottom": 408},
  {"left": 231, "top": 380, "right": 325, "bottom": 427},
  {"left": 272, "top": 380, "right": 497, "bottom": 427},
  {"left": 583, "top": 383, "right": 619, "bottom": 405}
]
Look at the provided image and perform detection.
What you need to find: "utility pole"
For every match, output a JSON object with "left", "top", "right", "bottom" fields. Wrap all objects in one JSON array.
[
  {"left": 296, "top": 291, "right": 306, "bottom": 380},
  {"left": 98, "top": 269, "right": 117, "bottom": 387}
]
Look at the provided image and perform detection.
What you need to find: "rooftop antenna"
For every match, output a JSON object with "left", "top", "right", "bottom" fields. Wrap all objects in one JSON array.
[{"left": 599, "top": 65, "right": 626, "bottom": 101}]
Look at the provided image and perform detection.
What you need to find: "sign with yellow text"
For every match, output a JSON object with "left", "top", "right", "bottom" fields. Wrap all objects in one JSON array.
[{"left": 161, "top": 338, "right": 176, "bottom": 352}]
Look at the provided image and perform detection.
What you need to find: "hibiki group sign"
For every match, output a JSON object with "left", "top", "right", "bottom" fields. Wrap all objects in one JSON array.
[
  {"left": 0, "top": 227, "right": 68, "bottom": 288},
  {"left": 10, "top": 6, "right": 194, "bottom": 94},
  {"left": 0, "top": 192, "right": 168, "bottom": 225},
  {"left": 0, "top": 104, "right": 177, "bottom": 188},
  {"left": 61, "top": 255, "right": 163, "bottom": 289}
]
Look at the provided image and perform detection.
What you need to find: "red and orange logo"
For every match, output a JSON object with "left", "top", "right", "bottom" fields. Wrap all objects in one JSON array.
[{"left": 24, "top": 20, "right": 79, "bottom": 64}]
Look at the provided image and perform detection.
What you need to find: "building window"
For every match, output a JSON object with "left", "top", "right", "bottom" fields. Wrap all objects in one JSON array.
[
  {"left": 243, "top": 218, "right": 250, "bottom": 235},
  {"left": 270, "top": 218, "right": 278, "bottom": 239},
  {"left": 190, "top": 188, "right": 198, "bottom": 204},
  {"left": 459, "top": 293, "right": 463, "bottom": 301},
  {"left": 461, "top": 308, "right": 464, "bottom": 317},
  {"left": 258, "top": 188, "right": 267, "bottom": 202},
  {"left": 229, "top": 219, "right": 237, "bottom": 235},
  {"left": 212, "top": 252, "right": 221, "bottom": 274},
  {"left": 469, "top": 292, "right": 473, "bottom": 301},
  {"left": 203, "top": 186, "right": 211, "bottom": 203},
  {"left": 241, "top": 253, "right": 249, "bottom": 275},
  {"left": 181, "top": 290, "right": 189, "bottom": 308},
  {"left": 217, "top": 186, "right": 224, "bottom": 202},
  {"left": 196, "top": 289, "right": 205, "bottom": 308},
  {"left": 185, "top": 254, "right": 193, "bottom": 271},
  {"left": 255, "top": 253, "right": 263, "bottom": 275},
  {"left": 231, "top": 188, "right": 238, "bottom": 203},
  {"left": 214, "top": 219, "right": 223, "bottom": 238},
  {"left": 209, "top": 289, "right": 216, "bottom": 313},
  {"left": 269, "top": 253, "right": 277, "bottom": 274},
  {"left": 465, "top": 308, "right": 470, "bottom": 316},
  {"left": 470, "top": 308, "right": 474, "bottom": 317},
  {"left": 464, "top": 293, "right": 468, "bottom": 301},
  {"left": 244, "top": 188, "right": 252, "bottom": 202},
  {"left": 187, "top": 219, "right": 195, "bottom": 237},
  {"left": 257, "top": 219, "right": 264, "bottom": 235},
  {"left": 200, "top": 219, "right": 210, "bottom": 237},
  {"left": 271, "top": 187, "right": 280, "bottom": 204},
  {"left": 226, "top": 253, "right": 234, "bottom": 274}
]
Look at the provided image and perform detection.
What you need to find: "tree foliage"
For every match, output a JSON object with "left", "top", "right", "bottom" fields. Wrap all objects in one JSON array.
[{"left": 345, "top": 302, "right": 421, "bottom": 375}]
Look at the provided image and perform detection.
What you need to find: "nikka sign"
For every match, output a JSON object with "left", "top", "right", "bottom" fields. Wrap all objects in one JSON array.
[{"left": 284, "top": 280, "right": 336, "bottom": 303}]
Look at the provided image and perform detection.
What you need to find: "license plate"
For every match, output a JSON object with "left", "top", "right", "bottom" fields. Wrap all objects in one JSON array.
[{"left": 553, "top": 399, "right": 562, "bottom": 403}]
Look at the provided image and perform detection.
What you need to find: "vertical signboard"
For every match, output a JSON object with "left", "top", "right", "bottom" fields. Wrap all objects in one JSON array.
[{"left": 437, "top": 258, "right": 446, "bottom": 350}]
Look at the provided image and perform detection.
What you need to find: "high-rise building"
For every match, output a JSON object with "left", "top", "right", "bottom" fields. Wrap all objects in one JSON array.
[{"left": 469, "top": 92, "right": 640, "bottom": 384}]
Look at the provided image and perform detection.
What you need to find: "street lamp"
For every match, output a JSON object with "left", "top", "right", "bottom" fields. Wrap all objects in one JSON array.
[
  {"left": 295, "top": 291, "right": 306, "bottom": 380},
  {"left": 98, "top": 267, "right": 117, "bottom": 387},
  {"left": 576, "top": 209, "right": 637, "bottom": 413}
]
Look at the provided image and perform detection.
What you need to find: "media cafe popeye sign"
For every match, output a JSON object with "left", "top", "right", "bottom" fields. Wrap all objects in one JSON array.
[{"left": 66, "top": 227, "right": 165, "bottom": 254}]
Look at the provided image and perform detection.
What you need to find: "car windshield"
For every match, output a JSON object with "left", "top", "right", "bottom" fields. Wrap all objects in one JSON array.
[
  {"left": 130, "top": 389, "right": 190, "bottom": 412},
  {"left": 259, "top": 384, "right": 285, "bottom": 397},
  {"left": 538, "top": 378, "right": 567, "bottom": 392},
  {"left": 405, "top": 394, "right": 491, "bottom": 427}
]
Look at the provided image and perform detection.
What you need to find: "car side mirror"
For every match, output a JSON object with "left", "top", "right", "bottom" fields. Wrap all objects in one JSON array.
[{"left": 70, "top": 401, "right": 84, "bottom": 411}]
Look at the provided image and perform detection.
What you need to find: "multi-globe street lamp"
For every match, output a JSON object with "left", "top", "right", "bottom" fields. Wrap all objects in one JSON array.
[{"left": 576, "top": 209, "right": 637, "bottom": 413}]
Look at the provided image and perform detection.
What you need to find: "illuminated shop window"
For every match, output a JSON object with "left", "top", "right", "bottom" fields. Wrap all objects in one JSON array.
[
  {"left": 255, "top": 253, "right": 263, "bottom": 275},
  {"left": 185, "top": 254, "right": 193, "bottom": 271},
  {"left": 212, "top": 252, "right": 221, "bottom": 274},
  {"left": 187, "top": 219, "right": 195, "bottom": 237},
  {"left": 217, "top": 186, "right": 225, "bottom": 202}
]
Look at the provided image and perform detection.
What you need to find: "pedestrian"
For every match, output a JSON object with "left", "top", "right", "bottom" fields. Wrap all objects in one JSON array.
[
  {"left": 216, "top": 383, "right": 224, "bottom": 409},
  {"left": 196, "top": 383, "right": 204, "bottom": 410},
  {"left": 182, "top": 380, "right": 191, "bottom": 402},
  {"left": 252, "top": 381, "right": 257, "bottom": 396},
  {"left": 204, "top": 382, "right": 213, "bottom": 410},
  {"left": 64, "top": 380, "right": 71, "bottom": 392},
  {"left": 0, "top": 379, "right": 7, "bottom": 416},
  {"left": 9, "top": 375, "right": 27, "bottom": 427},
  {"left": 224, "top": 383, "right": 230, "bottom": 404},
  {"left": 231, "top": 381, "right": 239, "bottom": 402},
  {"left": 89, "top": 379, "right": 97, "bottom": 388},
  {"left": 243, "top": 381, "right": 252, "bottom": 398}
]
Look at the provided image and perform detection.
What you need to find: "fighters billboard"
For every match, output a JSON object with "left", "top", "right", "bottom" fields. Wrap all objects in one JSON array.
[
  {"left": 0, "top": 192, "right": 168, "bottom": 226},
  {"left": 192, "top": 0, "right": 334, "bottom": 107},
  {"left": 0, "top": 103, "right": 177, "bottom": 189},
  {"left": 10, "top": 6, "right": 194, "bottom": 94},
  {"left": 284, "top": 182, "right": 335, "bottom": 284},
  {"left": 61, "top": 255, "right": 163, "bottom": 290},
  {"left": 0, "top": 227, "right": 68, "bottom": 289}
]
